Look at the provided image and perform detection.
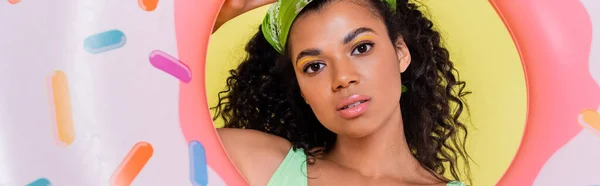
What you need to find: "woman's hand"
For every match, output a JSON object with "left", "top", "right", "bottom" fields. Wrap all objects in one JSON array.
[{"left": 213, "top": 0, "right": 276, "bottom": 33}]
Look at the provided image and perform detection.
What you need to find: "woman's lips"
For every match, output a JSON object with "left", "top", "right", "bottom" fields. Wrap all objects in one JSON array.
[{"left": 337, "top": 95, "right": 371, "bottom": 119}]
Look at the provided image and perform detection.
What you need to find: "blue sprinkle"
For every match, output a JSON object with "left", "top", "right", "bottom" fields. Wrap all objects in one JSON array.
[
  {"left": 84, "top": 29, "right": 126, "bottom": 54},
  {"left": 26, "top": 178, "right": 51, "bottom": 186},
  {"left": 189, "top": 140, "right": 208, "bottom": 186}
]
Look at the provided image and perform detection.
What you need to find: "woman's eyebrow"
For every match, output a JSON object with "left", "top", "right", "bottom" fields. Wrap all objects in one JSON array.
[
  {"left": 296, "top": 48, "right": 321, "bottom": 65},
  {"left": 343, "top": 27, "right": 376, "bottom": 44}
]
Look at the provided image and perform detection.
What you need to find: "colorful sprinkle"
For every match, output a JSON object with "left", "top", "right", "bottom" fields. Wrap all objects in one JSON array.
[
  {"left": 8, "top": 0, "right": 20, "bottom": 4},
  {"left": 581, "top": 110, "right": 600, "bottom": 132},
  {"left": 189, "top": 140, "right": 208, "bottom": 186},
  {"left": 149, "top": 50, "right": 192, "bottom": 83},
  {"left": 138, "top": 0, "right": 159, "bottom": 11},
  {"left": 84, "top": 30, "right": 126, "bottom": 54},
  {"left": 110, "top": 142, "right": 154, "bottom": 186},
  {"left": 26, "top": 178, "right": 51, "bottom": 186},
  {"left": 48, "top": 71, "right": 75, "bottom": 146}
]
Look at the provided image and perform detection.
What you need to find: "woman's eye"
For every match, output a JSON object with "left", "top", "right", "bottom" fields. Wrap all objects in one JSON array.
[
  {"left": 352, "top": 43, "right": 374, "bottom": 55},
  {"left": 304, "top": 63, "right": 325, "bottom": 74}
]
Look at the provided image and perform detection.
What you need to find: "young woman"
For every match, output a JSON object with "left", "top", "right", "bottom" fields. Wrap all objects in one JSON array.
[{"left": 212, "top": 0, "right": 471, "bottom": 185}]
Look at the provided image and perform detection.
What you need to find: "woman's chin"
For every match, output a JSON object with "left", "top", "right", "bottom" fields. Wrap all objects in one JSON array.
[{"left": 335, "top": 125, "right": 380, "bottom": 139}]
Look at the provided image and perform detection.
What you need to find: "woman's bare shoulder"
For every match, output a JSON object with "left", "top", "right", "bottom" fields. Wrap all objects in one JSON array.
[
  {"left": 217, "top": 128, "right": 291, "bottom": 153},
  {"left": 217, "top": 128, "right": 292, "bottom": 185}
]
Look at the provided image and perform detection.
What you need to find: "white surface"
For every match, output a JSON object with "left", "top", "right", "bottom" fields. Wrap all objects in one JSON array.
[{"left": 0, "top": 1, "right": 225, "bottom": 185}]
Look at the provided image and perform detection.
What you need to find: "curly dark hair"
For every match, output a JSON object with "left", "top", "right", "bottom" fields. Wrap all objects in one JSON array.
[{"left": 211, "top": 0, "right": 472, "bottom": 183}]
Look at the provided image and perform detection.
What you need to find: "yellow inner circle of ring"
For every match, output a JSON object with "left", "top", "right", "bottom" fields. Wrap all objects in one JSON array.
[{"left": 206, "top": 2, "right": 527, "bottom": 185}]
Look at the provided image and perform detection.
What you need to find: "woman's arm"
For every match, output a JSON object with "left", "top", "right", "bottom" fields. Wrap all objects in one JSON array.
[
  {"left": 213, "top": 0, "right": 277, "bottom": 33},
  {"left": 217, "top": 128, "right": 292, "bottom": 185},
  {"left": 212, "top": 1, "right": 283, "bottom": 184}
]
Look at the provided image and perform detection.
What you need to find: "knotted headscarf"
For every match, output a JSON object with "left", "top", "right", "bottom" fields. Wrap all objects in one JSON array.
[{"left": 261, "top": 0, "right": 397, "bottom": 54}]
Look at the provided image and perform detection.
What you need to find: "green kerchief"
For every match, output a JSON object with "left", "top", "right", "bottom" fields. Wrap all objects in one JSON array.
[{"left": 262, "top": 0, "right": 397, "bottom": 54}]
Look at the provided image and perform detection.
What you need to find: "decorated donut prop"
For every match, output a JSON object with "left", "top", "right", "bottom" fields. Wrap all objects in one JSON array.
[{"left": 1, "top": 0, "right": 599, "bottom": 186}]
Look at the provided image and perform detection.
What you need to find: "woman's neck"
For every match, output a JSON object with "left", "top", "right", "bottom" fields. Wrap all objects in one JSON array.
[{"left": 324, "top": 104, "right": 422, "bottom": 179}]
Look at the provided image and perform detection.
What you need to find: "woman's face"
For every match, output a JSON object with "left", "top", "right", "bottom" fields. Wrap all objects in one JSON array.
[{"left": 288, "top": 1, "right": 411, "bottom": 138}]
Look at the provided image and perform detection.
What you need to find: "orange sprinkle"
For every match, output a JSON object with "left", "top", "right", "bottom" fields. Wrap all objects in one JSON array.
[
  {"left": 110, "top": 142, "right": 154, "bottom": 186},
  {"left": 49, "top": 71, "right": 75, "bottom": 146},
  {"left": 138, "top": 0, "right": 158, "bottom": 11},
  {"left": 581, "top": 110, "right": 600, "bottom": 132},
  {"left": 8, "top": 0, "right": 20, "bottom": 4}
]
